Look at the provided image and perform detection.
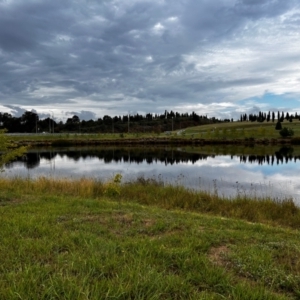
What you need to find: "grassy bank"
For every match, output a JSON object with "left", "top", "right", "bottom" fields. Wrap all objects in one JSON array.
[
  {"left": 8, "top": 119, "right": 300, "bottom": 147},
  {"left": 1, "top": 177, "right": 300, "bottom": 299},
  {"left": 184, "top": 119, "right": 300, "bottom": 139}
]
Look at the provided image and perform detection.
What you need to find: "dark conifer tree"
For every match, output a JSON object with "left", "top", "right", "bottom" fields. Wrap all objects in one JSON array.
[
  {"left": 275, "top": 120, "right": 282, "bottom": 130},
  {"left": 286, "top": 112, "right": 290, "bottom": 120}
]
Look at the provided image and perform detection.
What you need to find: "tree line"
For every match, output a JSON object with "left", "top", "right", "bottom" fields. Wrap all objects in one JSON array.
[
  {"left": 0, "top": 110, "right": 231, "bottom": 133},
  {"left": 240, "top": 111, "right": 299, "bottom": 123},
  {"left": 1, "top": 109, "right": 298, "bottom": 134}
]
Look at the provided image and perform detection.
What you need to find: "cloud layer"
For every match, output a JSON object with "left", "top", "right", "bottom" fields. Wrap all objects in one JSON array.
[{"left": 1, "top": 0, "right": 300, "bottom": 120}]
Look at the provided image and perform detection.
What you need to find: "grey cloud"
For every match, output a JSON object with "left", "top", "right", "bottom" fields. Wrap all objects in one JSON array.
[
  {"left": 0, "top": 1, "right": 74, "bottom": 52},
  {"left": 0, "top": 0, "right": 299, "bottom": 120},
  {"left": 66, "top": 110, "right": 96, "bottom": 120},
  {"left": 3, "top": 105, "right": 27, "bottom": 117},
  {"left": 234, "top": 0, "right": 298, "bottom": 19}
]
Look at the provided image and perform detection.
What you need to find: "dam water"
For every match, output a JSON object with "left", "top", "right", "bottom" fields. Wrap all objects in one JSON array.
[{"left": 3, "top": 145, "right": 300, "bottom": 204}]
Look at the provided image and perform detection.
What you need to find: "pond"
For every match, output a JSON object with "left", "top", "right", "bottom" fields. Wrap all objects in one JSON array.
[{"left": 3, "top": 145, "right": 300, "bottom": 204}]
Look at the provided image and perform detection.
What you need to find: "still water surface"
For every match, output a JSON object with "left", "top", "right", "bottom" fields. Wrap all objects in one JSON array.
[{"left": 3, "top": 146, "right": 300, "bottom": 204}]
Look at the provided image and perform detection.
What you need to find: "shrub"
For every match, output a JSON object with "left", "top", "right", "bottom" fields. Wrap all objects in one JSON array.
[{"left": 279, "top": 127, "right": 294, "bottom": 138}]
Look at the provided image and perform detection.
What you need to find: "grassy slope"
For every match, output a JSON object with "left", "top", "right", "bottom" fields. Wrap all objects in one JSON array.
[
  {"left": 1, "top": 177, "right": 300, "bottom": 299},
  {"left": 183, "top": 119, "right": 300, "bottom": 139},
  {"left": 6, "top": 119, "right": 300, "bottom": 148}
]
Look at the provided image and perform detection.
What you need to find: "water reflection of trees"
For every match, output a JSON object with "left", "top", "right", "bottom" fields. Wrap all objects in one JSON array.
[
  {"left": 49, "top": 148, "right": 211, "bottom": 165},
  {"left": 238, "top": 147, "right": 299, "bottom": 165},
  {"left": 5, "top": 147, "right": 300, "bottom": 170},
  {"left": 5, "top": 150, "right": 56, "bottom": 169}
]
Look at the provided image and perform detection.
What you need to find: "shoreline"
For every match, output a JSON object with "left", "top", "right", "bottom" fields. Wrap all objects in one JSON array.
[{"left": 13, "top": 137, "right": 299, "bottom": 147}]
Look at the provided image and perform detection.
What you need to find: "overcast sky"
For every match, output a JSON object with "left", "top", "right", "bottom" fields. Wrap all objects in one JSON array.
[{"left": 1, "top": 0, "right": 300, "bottom": 121}]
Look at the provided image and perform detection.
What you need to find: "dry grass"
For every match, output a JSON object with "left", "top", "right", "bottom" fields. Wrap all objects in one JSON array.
[{"left": 1, "top": 176, "right": 300, "bottom": 229}]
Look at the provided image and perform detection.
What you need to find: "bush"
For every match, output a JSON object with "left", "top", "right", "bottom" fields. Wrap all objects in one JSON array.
[{"left": 279, "top": 127, "right": 294, "bottom": 138}]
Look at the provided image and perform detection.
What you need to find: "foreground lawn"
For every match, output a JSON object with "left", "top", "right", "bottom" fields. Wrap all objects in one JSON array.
[{"left": 1, "top": 177, "right": 300, "bottom": 299}]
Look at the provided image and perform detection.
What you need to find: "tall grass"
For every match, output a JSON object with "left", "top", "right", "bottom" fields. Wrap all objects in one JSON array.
[{"left": 1, "top": 176, "right": 299, "bottom": 228}]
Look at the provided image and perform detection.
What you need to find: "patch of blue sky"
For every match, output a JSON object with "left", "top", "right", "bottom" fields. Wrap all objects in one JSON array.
[
  {"left": 238, "top": 161, "right": 300, "bottom": 176},
  {"left": 238, "top": 93, "right": 300, "bottom": 111}
]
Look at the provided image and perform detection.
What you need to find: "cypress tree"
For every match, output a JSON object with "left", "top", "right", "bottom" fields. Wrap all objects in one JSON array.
[
  {"left": 275, "top": 120, "right": 282, "bottom": 130},
  {"left": 286, "top": 112, "right": 290, "bottom": 120}
]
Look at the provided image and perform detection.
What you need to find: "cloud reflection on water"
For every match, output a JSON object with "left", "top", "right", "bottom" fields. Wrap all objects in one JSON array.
[{"left": 3, "top": 147, "right": 300, "bottom": 204}]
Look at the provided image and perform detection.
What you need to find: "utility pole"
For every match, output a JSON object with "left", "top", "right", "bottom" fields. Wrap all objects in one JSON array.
[
  {"left": 128, "top": 114, "right": 130, "bottom": 133},
  {"left": 49, "top": 114, "right": 51, "bottom": 133},
  {"left": 49, "top": 111, "right": 54, "bottom": 133},
  {"left": 52, "top": 112, "right": 54, "bottom": 134}
]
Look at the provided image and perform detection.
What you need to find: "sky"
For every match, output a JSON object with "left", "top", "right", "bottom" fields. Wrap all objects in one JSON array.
[{"left": 0, "top": 0, "right": 300, "bottom": 121}]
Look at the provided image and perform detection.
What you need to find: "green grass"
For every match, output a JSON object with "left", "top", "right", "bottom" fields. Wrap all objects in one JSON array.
[
  {"left": 184, "top": 119, "right": 300, "bottom": 140},
  {"left": 8, "top": 119, "right": 300, "bottom": 147},
  {"left": 10, "top": 132, "right": 162, "bottom": 142},
  {"left": 1, "top": 176, "right": 300, "bottom": 298}
]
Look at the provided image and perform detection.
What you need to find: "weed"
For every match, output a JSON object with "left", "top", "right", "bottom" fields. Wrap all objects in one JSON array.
[{"left": 104, "top": 174, "right": 122, "bottom": 198}]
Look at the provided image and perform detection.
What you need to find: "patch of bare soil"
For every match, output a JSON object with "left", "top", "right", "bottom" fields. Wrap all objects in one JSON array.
[{"left": 208, "top": 245, "right": 230, "bottom": 267}]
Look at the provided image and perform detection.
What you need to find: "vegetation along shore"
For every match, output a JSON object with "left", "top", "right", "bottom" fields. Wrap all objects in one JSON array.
[{"left": 1, "top": 175, "right": 300, "bottom": 299}]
